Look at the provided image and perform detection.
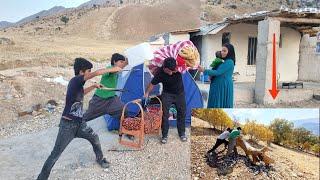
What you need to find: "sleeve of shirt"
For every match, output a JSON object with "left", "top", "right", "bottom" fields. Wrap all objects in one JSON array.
[{"left": 151, "top": 73, "right": 162, "bottom": 85}]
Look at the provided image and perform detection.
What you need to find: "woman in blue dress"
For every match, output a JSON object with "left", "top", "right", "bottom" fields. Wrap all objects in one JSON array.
[{"left": 198, "top": 43, "right": 236, "bottom": 108}]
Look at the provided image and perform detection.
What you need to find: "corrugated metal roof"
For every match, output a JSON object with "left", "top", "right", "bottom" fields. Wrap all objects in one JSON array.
[{"left": 195, "top": 22, "right": 229, "bottom": 36}]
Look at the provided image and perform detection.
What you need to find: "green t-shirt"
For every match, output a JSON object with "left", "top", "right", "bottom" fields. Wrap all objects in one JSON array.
[
  {"left": 228, "top": 129, "right": 240, "bottom": 140},
  {"left": 94, "top": 66, "right": 118, "bottom": 99}
]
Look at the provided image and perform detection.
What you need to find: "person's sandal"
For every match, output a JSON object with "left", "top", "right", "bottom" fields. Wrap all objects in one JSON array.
[
  {"left": 97, "top": 158, "right": 110, "bottom": 169},
  {"left": 180, "top": 135, "right": 187, "bottom": 142},
  {"left": 161, "top": 137, "right": 168, "bottom": 144}
]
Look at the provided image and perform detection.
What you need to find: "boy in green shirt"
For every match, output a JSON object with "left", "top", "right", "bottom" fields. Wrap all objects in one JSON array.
[
  {"left": 227, "top": 127, "right": 241, "bottom": 156},
  {"left": 83, "top": 53, "right": 128, "bottom": 123}
]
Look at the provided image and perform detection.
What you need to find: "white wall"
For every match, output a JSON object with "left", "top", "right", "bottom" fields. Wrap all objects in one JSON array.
[
  {"left": 298, "top": 34, "right": 320, "bottom": 82},
  {"left": 200, "top": 34, "right": 221, "bottom": 68},
  {"left": 201, "top": 23, "right": 301, "bottom": 82},
  {"left": 201, "top": 23, "right": 258, "bottom": 82},
  {"left": 278, "top": 27, "right": 301, "bottom": 82},
  {"left": 169, "top": 33, "right": 190, "bottom": 44}
]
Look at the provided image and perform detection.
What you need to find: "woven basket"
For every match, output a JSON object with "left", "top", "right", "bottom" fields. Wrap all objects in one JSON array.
[{"left": 121, "top": 97, "right": 162, "bottom": 134}]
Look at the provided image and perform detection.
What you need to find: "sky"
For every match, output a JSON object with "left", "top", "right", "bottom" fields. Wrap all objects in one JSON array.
[
  {"left": 223, "top": 108, "right": 319, "bottom": 125},
  {"left": 0, "top": 0, "right": 90, "bottom": 22}
]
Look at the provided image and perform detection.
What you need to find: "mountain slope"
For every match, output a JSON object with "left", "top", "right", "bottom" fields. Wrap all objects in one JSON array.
[
  {"left": 16, "top": 6, "right": 67, "bottom": 25},
  {"left": 0, "top": 21, "right": 13, "bottom": 29},
  {"left": 109, "top": 0, "right": 200, "bottom": 40},
  {"left": 78, "top": 0, "right": 112, "bottom": 8},
  {"left": 1, "top": 0, "right": 200, "bottom": 41}
]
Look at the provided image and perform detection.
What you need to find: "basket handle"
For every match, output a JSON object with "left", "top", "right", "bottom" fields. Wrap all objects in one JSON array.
[
  {"left": 148, "top": 96, "right": 163, "bottom": 112},
  {"left": 120, "top": 99, "right": 145, "bottom": 129}
]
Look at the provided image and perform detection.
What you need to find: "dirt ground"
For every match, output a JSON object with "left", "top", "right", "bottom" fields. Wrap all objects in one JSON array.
[
  {"left": 191, "top": 118, "right": 320, "bottom": 180},
  {"left": 0, "top": 117, "right": 191, "bottom": 180},
  {"left": 0, "top": 34, "right": 137, "bottom": 70}
]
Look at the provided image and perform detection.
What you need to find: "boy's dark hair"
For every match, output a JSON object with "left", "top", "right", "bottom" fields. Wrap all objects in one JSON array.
[
  {"left": 162, "top": 57, "right": 176, "bottom": 71},
  {"left": 237, "top": 127, "right": 242, "bottom": 131},
  {"left": 111, "top": 53, "right": 126, "bottom": 65},
  {"left": 215, "top": 51, "right": 222, "bottom": 59},
  {"left": 226, "top": 127, "right": 231, "bottom": 132},
  {"left": 74, "top": 58, "right": 93, "bottom": 75}
]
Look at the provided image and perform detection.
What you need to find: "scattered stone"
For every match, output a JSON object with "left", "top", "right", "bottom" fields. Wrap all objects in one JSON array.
[
  {"left": 0, "top": 74, "right": 6, "bottom": 82},
  {"left": 13, "top": 94, "right": 20, "bottom": 98},
  {"left": 291, "top": 173, "right": 297, "bottom": 178},
  {"left": 298, "top": 172, "right": 303, "bottom": 177},
  {"left": 199, "top": 171, "right": 206, "bottom": 178}
]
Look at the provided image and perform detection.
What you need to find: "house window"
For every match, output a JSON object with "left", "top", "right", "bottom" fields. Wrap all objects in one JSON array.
[
  {"left": 247, "top": 37, "right": 257, "bottom": 65},
  {"left": 222, "top": 32, "right": 231, "bottom": 45}
]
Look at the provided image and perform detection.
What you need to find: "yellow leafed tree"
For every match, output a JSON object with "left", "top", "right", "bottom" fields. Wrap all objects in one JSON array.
[
  {"left": 192, "top": 109, "right": 233, "bottom": 130},
  {"left": 243, "top": 120, "right": 274, "bottom": 144}
]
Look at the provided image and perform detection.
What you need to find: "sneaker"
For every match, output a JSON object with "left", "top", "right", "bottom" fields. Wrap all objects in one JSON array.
[
  {"left": 97, "top": 158, "right": 110, "bottom": 169},
  {"left": 161, "top": 137, "right": 168, "bottom": 144},
  {"left": 180, "top": 135, "right": 187, "bottom": 142}
]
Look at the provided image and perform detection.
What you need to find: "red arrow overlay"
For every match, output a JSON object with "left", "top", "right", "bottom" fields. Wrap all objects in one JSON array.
[{"left": 268, "top": 33, "right": 280, "bottom": 99}]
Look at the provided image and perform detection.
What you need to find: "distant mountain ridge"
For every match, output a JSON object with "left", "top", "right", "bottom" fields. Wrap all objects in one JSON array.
[
  {"left": 0, "top": 21, "right": 14, "bottom": 29},
  {"left": 292, "top": 118, "right": 320, "bottom": 135},
  {"left": 0, "top": 6, "right": 67, "bottom": 29},
  {"left": 78, "top": 0, "right": 114, "bottom": 8},
  {"left": 16, "top": 6, "right": 67, "bottom": 25}
]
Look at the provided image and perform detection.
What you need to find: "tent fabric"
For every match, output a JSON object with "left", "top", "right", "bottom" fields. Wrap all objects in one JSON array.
[
  {"left": 104, "top": 63, "right": 203, "bottom": 130},
  {"left": 149, "top": 40, "right": 200, "bottom": 74}
]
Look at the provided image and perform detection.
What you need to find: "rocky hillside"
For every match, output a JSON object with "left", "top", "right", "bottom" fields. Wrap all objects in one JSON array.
[
  {"left": 1, "top": 0, "right": 200, "bottom": 41},
  {"left": 201, "top": 0, "right": 320, "bottom": 23},
  {"left": 1, "top": 0, "right": 318, "bottom": 39}
]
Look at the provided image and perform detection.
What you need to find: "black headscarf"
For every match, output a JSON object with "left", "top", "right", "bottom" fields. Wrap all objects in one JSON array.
[{"left": 222, "top": 43, "right": 236, "bottom": 65}]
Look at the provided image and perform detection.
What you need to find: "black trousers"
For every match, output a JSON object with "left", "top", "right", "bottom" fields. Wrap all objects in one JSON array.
[
  {"left": 207, "top": 139, "right": 229, "bottom": 154},
  {"left": 37, "top": 118, "right": 103, "bottom": 180},
  {"left": 83, "top": 95, "right": 125, "bottom": 122},
  {"left": 161, "top": 92, "right": 186, "bottom": 138}
]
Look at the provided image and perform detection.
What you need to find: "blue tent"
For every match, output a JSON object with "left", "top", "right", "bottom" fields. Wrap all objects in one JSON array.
[{"left": 104, "top": 63, "right": 203, "bottom": 130}]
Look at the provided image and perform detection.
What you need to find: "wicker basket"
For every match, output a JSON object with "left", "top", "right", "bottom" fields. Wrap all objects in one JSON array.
[{"left": 119, "top": 96, "right": 163, "bottom": 148}]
